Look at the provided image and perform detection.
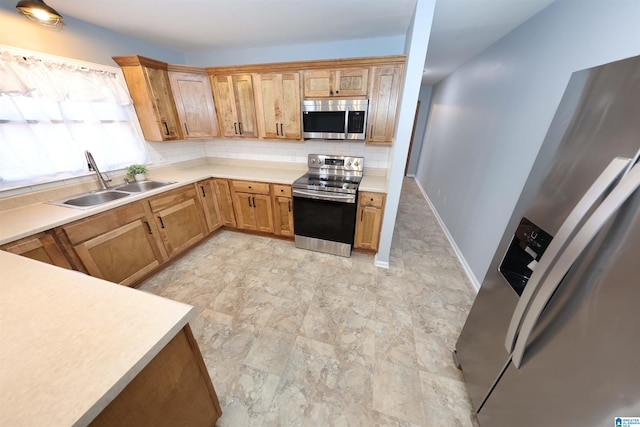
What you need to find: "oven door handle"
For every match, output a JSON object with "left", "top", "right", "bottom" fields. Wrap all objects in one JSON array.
[{"left": 292, "top": 189, "right": 356, "bottom": 203}]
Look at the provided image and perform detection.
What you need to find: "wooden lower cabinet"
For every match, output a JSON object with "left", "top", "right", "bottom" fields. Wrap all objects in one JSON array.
[
  {"left": 196, "top": 179, "right": 223, "bottom": 233},
  {"left": 272, "top": 184, "right": 294, "bottom": 237},
  {"left": 355, "top": 192, "right": 386, "bottom": 251},
  {"left": 60, "top": 202, "right": 164, "bottom": 286},
  {"left": 89, "top": 324, "right": 222, "bottom": 427},
  {"left": 212, "top": 179, "right": 237, "bottom": 228},
  {"left": 231, "top": 180, "right": 274, "bottom": 233},
  {"left": 0, "top": 231, "right": 72, "bottom": 269},
  {"left": 147, "top": 186, "right": 208, "bottom": 258}
]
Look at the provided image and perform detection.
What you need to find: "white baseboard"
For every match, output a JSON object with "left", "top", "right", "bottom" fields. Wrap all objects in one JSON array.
[
  {"left": 412, "top": 178, "right": 481, "bottom": 293},
  {"left": 374, "top": 255, "right": 390, "bottom": 269}
]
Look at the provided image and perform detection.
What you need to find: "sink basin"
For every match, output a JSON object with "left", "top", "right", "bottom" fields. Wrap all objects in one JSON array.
[
  {"left": 49, "top": 180, "right": 178, "bottom": 210},
  {"left": 57, "top": 190, "right": 130, "bottom": 208},
  {"left": 114, "top": 180, "right": 176, "bottom": 193}
]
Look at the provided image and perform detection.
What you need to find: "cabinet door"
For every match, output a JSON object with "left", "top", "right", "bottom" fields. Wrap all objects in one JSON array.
[
  {"left": 303, "top": 70, "right": 332, "bottom": 97},
  {"left": 232, "top": 75, "right": 258, "bottom": 138},
  {"left": 280, "top": 73, "right": 301, "bottom": 139},
  {"left": 74, "top": 220, "right": 160, "bottom": 286},
  {"left": 144, "top": 67, "right": 182, "bottom": 140},
  {"left": 334, "top": 68, "right": 369, "bottom": 97},
  {"left": 212, "top": 75, "right": 239, "bottom": 137},
  {"left": 169, "top": 72, "right": 219, "bottom": 138},
  {"left": 303, "top": 68, "right": 368, "bottom": 97},
  {"left": 273, "top": 196, "right": 294, "bottom": 237},
  {"left": 153, "top": 197, "right": 207, "bottom": 258},
  {"left": 355, "top": 206, "right": 383, "bottom": 250},
  {"left": 255, "top": 73, "right": 301, "bottom": 140},
  {"left": 355, "top": 192, "right": 385, "bottom": 251},
  {"left": 255, "top": 73, "right": 280, "bottom": 139},
  {"left": 232, "top": 192, "right": 258, "bottom": 230},
  {"left": 1, "top": 232, "right": 72, "bottom": 269},
  {"left": 196, "top": 180, "right": 222, "bottom": 233},
  {"left": 212, "top": 179, "right": 237, "bottom": 227},
  {"left": 252, "top": 194, "right": 274, "bottom": 233},
  {"left": 367, "top": 65, "right": 403, "bottom": 144}
]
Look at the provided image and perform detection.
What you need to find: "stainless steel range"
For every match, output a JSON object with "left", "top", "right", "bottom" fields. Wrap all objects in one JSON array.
[{"left": 292, "top": 154, "right": 364, "bottom": 257}]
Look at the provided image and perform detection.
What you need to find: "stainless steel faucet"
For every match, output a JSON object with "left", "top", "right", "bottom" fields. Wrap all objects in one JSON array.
[{"left": 85, "top": 150, "right": 111, "bottom": 190}]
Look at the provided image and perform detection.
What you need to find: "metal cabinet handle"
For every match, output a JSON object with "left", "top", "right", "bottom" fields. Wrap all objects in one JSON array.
[
  {"left": 247, "top": 196, "right": 251, "bottom": 207},
  {"left": 143, "top": 221, "right": 153, "bottom": 234},
  {"left": 252, "top": 197, "right": 255, "bottom": 208},
  {"left": 158, "top": 216, "right": 166, "bottom": 229},
  {"left": 288, "top": 200, "right": 291, "bottom": 212},
  {"left": 280, "top": 123, "right": 283, "bottom": 136},
  {"left": 276, "top": 124, "right": 279, "bottom": 136},
  {"left": 239, "top": 122, "right": 243, "bottom": 135},
  {"left": 234, "top": 122, "right": 238, "bottom": 134},
  {"left": 184, "top": 123, "right": 189, "bottom": 135},
  {"left": 511, "top": 162, "right": 640, "bottom": 368},
  {"left": 200, "top": 185, "right": 206, "bottom": 198},
  {"left": 505, "top": 157, "right": 631, "bottom": 353},
  {"left": 162, "top": 121, "right": 170, "bottom": 136}
]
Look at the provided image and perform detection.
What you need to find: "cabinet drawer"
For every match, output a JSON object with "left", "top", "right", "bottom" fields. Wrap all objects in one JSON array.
[
  {"left": 232, "top": 180, "right": 270, "bottom": 195},
  {"left": 148, "top": 185, "right": 197, "bottom": 212},
  {"left": 360, "top": 192, "right": 385, "bottom": 208},
  {"left": 62, "top": 202, "right": 148, "bottom": 245},
  {"left": 271, "top": 184, "right": 291, "bottom": 197}
]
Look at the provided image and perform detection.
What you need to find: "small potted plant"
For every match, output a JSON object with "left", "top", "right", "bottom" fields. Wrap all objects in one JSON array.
[{"left": 126, "top": 164, "right": 148, "bottom": 182}]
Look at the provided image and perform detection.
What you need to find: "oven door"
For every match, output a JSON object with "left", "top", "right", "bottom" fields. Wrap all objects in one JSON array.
[{"left": 292, "top": 189, "right": 358, "bottom": 257}]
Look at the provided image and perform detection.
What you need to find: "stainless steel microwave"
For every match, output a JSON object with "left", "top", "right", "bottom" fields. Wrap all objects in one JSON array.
[{"left": 301, "top": 99, "right": 368, "bottom": 140}]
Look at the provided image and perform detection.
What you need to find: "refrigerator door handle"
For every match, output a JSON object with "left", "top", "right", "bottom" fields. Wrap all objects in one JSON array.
[
  {"left": 511, "top": 163, "right": 640, "bottom": 368},
  {"left": 504, "top": 157, "right": 632, "bottom": 352}
]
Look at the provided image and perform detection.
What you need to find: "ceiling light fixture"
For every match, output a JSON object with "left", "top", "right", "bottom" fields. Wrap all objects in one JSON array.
[{"left": 16, "top": 0, "right": 64, "bottom": 27}]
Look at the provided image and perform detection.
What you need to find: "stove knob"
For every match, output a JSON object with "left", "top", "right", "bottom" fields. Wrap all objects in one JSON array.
[
  {"left": 354, "top": 161, "right": 359, "bottom": 166},
  {"left": 348, "top": 162, "right": 352, "bottom": 166},
  {"left": 311, "top": 159, "right": 316, "bottom": 163}
]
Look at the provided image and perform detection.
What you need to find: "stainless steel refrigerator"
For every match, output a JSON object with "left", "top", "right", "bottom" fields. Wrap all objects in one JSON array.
[{"left": 455, "top": 55, "right": 640, "bottom": 426}]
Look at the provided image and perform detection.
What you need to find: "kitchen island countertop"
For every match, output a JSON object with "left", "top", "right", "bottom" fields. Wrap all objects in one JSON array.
[{"left": 0, "top": 250, "right": 195, "bottom": 426}]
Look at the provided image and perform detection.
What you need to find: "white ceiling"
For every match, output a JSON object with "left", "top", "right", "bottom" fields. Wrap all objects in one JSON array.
[{"left": 49, "top": 0, "right": 555, "bottom": 85}]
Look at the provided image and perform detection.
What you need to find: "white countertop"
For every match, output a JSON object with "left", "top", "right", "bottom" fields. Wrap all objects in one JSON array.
[
  {"left": 0, "top": 251, "right": 195, "bottom": 426},
  {"left": 0, "top": 159, "right": 387, "bottom": 246}
]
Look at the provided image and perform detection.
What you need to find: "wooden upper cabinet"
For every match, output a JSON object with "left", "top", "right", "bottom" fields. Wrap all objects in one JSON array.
[
  {"left": 366, "top": 65, "right": 404, "bottom": 144},
  {"left": 168, "top": 71, "right": 219, "bottom": 139},
  {"left": 303, "top": 68, "right": 369, "bottom": 98},
  {"left": 254, "top": 73, "right": 301, "bottom": 140},
  {"left": 1, "top": 231, "right": 72, "bottom": 269},
  {"left": 113, "top": 55, "right": 182, "bottom": 141},
  {"left": 211, "top": 74, "right": 258, "bottom": 138}
]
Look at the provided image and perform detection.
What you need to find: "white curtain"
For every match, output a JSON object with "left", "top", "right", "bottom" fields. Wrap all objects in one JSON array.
[{"left": 0, "top": 51, "right": 149, "bottom": 188}]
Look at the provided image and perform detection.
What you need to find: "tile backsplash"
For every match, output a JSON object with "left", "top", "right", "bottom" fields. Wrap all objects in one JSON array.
[{"left": 147, "top": 139, "right": 391, "bottom": 170}]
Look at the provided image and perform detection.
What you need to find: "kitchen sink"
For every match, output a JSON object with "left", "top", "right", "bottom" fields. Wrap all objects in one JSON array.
[
  {"left": 54, "top": 190, "right": 130, "bottom": 208},
  {"left": 49, "top": 180, "right": 177, "bottom": 210},
  {"left": 113, "top": 180, "right": 176, "bottom": 193}
]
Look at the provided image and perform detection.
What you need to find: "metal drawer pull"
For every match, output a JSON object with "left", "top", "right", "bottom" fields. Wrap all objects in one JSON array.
[
  {"left": 143, "top": 221, "right": 153, "bottom": 234},
  {"left": 158, "top": 216, "right": 165, "bottom": 229},
  {"left": 162, "top": 121, "right": 170, "bottom": 136},
  {"left": 200, "top": 186, "right": 206, "bottom": 197}
]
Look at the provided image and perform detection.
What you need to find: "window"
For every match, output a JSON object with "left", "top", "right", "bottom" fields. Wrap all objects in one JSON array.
[{"left": 0, "top": 46, "right": 149, "bottom": 190}]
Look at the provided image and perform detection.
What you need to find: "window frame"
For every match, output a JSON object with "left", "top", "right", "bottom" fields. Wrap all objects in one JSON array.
[{"left": 0, "top": 44, "right": 148, "bottom": 194}]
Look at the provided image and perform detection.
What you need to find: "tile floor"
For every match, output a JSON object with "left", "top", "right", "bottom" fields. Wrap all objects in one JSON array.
[{"left": 138, "top": 177, "right": 477, "bottom": 426}]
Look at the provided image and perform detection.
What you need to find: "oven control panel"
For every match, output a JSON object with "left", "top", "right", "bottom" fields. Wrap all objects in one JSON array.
[{"left": 308, "top": 154, "right": 364, "bottom": 172}]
